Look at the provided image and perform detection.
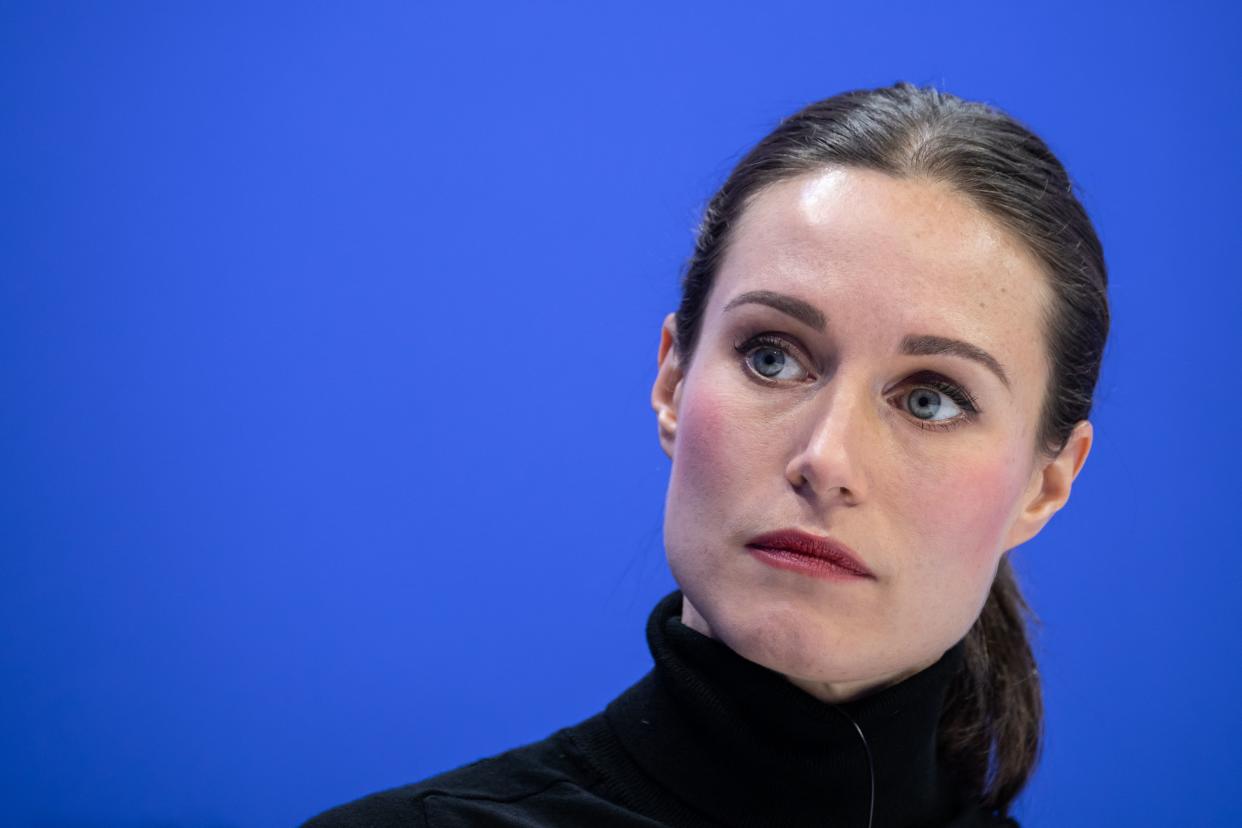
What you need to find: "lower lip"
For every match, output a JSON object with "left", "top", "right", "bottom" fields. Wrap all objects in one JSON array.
[{"left": 747, "top": 545, "right": 872, "bottom": 582}]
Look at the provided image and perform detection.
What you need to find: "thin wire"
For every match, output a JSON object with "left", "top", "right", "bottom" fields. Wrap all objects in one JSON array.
[{"left": 829, "top": 705, "right": 875, "bottom": 828}]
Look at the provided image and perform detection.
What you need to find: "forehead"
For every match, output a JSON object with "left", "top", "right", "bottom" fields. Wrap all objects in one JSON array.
[{"left": 711, "top": 167, "right": 1051, "bottom": 382}]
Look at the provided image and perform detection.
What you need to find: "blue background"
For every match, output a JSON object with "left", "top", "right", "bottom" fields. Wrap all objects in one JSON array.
[{"left": 3, "top": 2, "right": 1239, "bottom": 826}]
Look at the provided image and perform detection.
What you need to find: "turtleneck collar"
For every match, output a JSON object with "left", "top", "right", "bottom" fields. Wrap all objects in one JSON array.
[{"left": 603, "top": 589, "right": 971, "bottom": 828}]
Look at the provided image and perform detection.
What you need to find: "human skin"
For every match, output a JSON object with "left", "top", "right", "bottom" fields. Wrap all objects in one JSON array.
[{"left": 649, "top": 167, "right": 1093, "bottom": 703}]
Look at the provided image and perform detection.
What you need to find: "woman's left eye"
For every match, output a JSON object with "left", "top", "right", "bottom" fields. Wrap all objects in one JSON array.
[
  {"left": 896, "top": 374, "right": 980, "bottom": 432},
  {"left": 734, "top": 334, "right": 811, "bottom": 382},
  {"left": 902, "top": 385, "right": 964, "bottom": 425}
]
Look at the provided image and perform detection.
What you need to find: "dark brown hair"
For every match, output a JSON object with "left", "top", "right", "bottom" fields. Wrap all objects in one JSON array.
[{"left": 671, "top": 82, "right": 1109, "bottom": 817}]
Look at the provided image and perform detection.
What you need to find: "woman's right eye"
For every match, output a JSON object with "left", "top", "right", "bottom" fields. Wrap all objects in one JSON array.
[{"left": 734, "top": 334, "right": 811, "bottom": 383}]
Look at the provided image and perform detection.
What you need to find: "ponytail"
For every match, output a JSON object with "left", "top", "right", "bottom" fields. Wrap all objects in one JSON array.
[{"left": 939, "top": 555, "right": 1043, "bottom": 816}]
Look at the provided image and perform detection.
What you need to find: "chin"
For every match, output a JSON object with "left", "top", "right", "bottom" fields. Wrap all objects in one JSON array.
[{"left": 698, "top": 592, "right": 885, "bottom": 685}]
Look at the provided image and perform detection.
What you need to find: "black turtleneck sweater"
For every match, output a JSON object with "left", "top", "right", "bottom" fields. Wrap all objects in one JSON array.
[{"left": 302, "top": 590, "right": 1019, "bottom": 828}]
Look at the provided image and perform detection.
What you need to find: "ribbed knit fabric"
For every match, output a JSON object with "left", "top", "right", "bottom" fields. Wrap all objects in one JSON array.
[{"left": 301, "top": 589, "right": 1018, "bottom": 828}]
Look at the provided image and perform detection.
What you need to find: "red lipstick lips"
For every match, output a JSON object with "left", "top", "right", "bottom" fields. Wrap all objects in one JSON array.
[{"left": 746, "top": 529, "right": 875, "bottom": 580}]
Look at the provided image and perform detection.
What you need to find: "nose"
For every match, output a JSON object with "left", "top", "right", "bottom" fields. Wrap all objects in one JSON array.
[{"left": 784, "top": 379, "right": 869, "bottom": 504}]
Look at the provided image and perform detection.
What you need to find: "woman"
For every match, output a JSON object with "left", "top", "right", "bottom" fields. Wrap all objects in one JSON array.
[{"left": 304, "top": 81, "right": 1108, "bottom": 828}]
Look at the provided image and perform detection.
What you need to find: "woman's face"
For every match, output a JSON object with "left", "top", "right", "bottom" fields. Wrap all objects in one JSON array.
[{"left": 650, "top": 167, "right": 1092, "bottom": 702}]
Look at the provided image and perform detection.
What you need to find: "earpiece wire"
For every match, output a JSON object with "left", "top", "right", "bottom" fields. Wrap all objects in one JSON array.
[{"left": 829, "top": 705, "right": 875, "bottom": 828}]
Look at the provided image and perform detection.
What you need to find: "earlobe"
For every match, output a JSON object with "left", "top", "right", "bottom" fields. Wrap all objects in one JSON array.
[
  {"left": 651, "top": 312, "right": 684, "bottom": 459},
  {"left": 1005, "top": 419, "right": 1094, "bottom": 551}
]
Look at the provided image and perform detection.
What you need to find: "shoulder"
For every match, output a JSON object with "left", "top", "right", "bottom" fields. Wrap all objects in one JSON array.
[
  {"left": 299, "top": 720, "right": 616, "bottom": 828},
  {"left": 946, "top": 809, "right": 1022, "bottom": 828},
  {"left": 301, "top": 782, "right": 430, "bottom": 828}
]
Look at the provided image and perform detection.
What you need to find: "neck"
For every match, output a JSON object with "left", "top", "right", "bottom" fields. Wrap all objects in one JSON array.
[{"left": 600, "top": 589, "right": 972, "bottom": 828}]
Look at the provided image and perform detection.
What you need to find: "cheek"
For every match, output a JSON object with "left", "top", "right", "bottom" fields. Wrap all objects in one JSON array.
[
  {"left": 669, "top": 378, "right": 756, "bottom": 506},
  {"left": 902, "top": 452, "right": 1024, "bottom": 570},
  {"left": 669, "top": 383, "right": 732, "bottom": 510}
]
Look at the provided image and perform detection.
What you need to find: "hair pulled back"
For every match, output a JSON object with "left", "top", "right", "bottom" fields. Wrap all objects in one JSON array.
[{"left": 671, "top": 82, "right": 1109, "bottom": 817}]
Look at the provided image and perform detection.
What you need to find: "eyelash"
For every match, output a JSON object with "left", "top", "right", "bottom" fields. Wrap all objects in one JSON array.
[{"left": 731, "top": 332, "right": 982, "bottom": 432}]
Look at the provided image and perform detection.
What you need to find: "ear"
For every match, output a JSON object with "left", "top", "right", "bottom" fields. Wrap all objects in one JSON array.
[
  {"left": 1004, "top": 419, "right": 1094, "bottom": 551},
  {"left": 650, "top": 312, "right": 685, "bottom": 459}
]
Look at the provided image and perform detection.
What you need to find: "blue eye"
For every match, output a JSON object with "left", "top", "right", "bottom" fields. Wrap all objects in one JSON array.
[
  {"left": 734, "top": 335, "right": 810, "bottom": 382},
  {"left": 905, "top": 386, "right": 960, "bottom": 420},
  {"left": 900, "top": 374, "right": 980, "bottom": 432}
]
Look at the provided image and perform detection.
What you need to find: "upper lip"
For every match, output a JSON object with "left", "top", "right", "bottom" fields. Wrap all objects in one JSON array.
[{"left": 746, "top": 529, "right": 875, "bottom": 578}]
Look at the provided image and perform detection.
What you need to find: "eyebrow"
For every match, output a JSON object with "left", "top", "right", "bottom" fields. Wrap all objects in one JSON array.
[{"left": 722, "top": 289, "right": 1011, "bottom": 390}]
